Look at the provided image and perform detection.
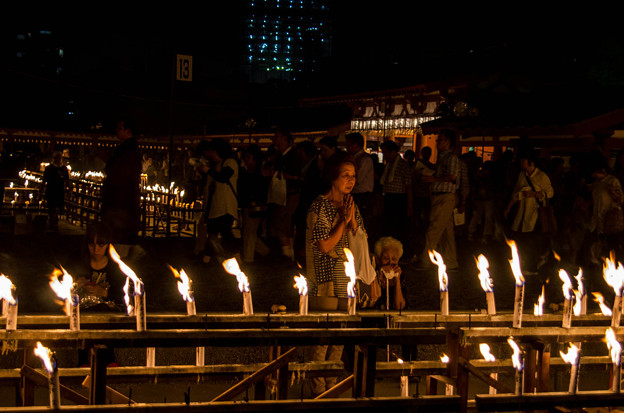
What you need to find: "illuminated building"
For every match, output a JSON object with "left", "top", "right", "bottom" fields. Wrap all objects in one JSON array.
[{"left": 243, "top": 0, "right": 332, "bottom": 83}]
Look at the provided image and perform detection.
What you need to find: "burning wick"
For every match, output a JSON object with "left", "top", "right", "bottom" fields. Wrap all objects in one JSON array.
[
  {"left": 169, "top": 266, "right": 196, "bottom": 315},
  {"left": 560, "top": 343, "right": 580, "bottom": 393},
  {"left": 508, "top": 337, "right": 523, "bottom": 395},
  {"left": 110, "top": 245, "right": 146, "bottom": 331},
  {"left": 593, "top": 292, "right": 613, "bottom": 316},
  {"left": 222, "top": 258, "right": 254, "bottom": 315},
  {"left": 606, "top": 327, "right": 622, "bottom": 392},
  {"left": 439, "top": 354, "right": 453, "bottom": 394},
  {"left": 0, "top": 274, "right": 18, "bottom": 330},
  {"left": 293, "top": 274, "right": 308, "bottom": 315},
  {"left": 573, "top": 268, "right": 586, "bottom": 316},
  {"left": 479, "top": 343, "right": 498, "bottom": 394},
  {"left": 603, "top": 252, "right": 624, "bottom": 328},
  {"left": 534, "top": 285, "right": 545, "bottom": 316},
  {"left": 507, "top": 240, "right": 525, "bottom": 328},
  {"left": 559, "top": 269, "right": 574, "bottom": 328},
  {"left": 49, "top": 267, "right": 79, "bottom": 331},
  {"left": 34, "top": 342, "right": 60, "bottom": 409},
  {"left": 170, "top": 266, "right": 204, "bottom": 366},
  {"left": 429, "top": 250, "right": 449, "bottom": 316},
  {"left": 343, "top": 248, "right": 357, "bottom": 315},
  {"left": 475, "top": 254, "right": 496, "bottom": 315},
  {"left": 397, "top": 358, "right": 409, "bottom": 397}
]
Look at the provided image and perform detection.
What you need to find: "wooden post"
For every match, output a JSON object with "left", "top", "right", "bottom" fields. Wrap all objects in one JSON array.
[
  {"left": 352, "top": 344, "right": 377, "bottom": 398},
  {"left": 536, "top": 343, "right": 551, "bottom": 392},
  {"left": 89, "top": 345, "right": 108, "bottom": 405},
  {"left": 524, "top": 345, "right": 538, "bottom": 394},
  {"left": 20, "top": 347, "right": 36, "bottom": 406},
  {"left": 456, "top": 343, "right": 470, "bottom": 413},
  {"left": 276, "top": 346, "right": 290, "bottom": 399}
]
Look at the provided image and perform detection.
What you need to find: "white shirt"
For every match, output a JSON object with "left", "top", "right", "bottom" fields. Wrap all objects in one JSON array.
[{"left": 352, "top": 149, "right": 374, "bottom": 193}]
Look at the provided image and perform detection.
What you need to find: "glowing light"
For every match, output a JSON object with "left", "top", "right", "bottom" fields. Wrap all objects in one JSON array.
[
  {"left": 560, "top": 343, "right": 579, "bottom": 365},
  {"left": 559, "top": 269, "right": 574, "bottom": 301},
  {"left": 508, "top": 337, "right": 523, "bottom": 371},
  {"left": 0, "top": 274, "right": 17, "bottom": 305},
  {"left": 593, "top": 292, "right": 612, "bottom": 316},
  {"left": 606, "top": 327, "right": 622, "bottom": 364},
  {"left": 343, "top": 248, "right": 357, "bottom": 298},
  {"left": 222, "top": 258, "right": 250, "bottom": 293},
  {"left": 479, "top": 343, "right": 496, "bottom": 362},
  {"left": 169, "top": 266, "right": 193, "bottom": 303},
  {"left": 534, "top": 285, "right": 545, "bottom": 316},
  {"left": 429, "top": 250, "right": 448, "bottom": 292},
  {"left": 476, "top": 254, "right": 493, "bottom": 293},
  {"left": 34, "top": 342, "right": 55, "bottom": 373},
  {"left": 507, "top": 240, "right": 525, "bottom": 286},
  {"left": 293, "top": 274, "right": 308, "bottom": 296}
]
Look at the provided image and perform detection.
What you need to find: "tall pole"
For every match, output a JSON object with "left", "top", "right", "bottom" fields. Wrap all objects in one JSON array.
[{"left": 167, "top": 50, "right": 176, "bottom": 237}]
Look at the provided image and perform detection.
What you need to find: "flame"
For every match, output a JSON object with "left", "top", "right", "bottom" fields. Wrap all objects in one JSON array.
[
  {"left": 506, "top": 240, "right": 525, "bottom": 286},
  {"left": 343, "top": 248, "right": 357, "bottom": 298},
  {"left": 222, "top": 258, "right": 250, "bottom": 293},
  {"left": 534, "top": 285, "right": 545, "bottom": 316},
  {"left": 606, "top": 327, "right": 622, "bottom": 364},
  {"left": 109, "top": 245, "right": 143, "bottom": 289},
  {"left": 560, "top": 343, "right": 579, "bottom": 365},
  {"left": 440, "top": 354, "right": 449, "bottom": 363},
  {"left": 49, "top": 267, "right": 73, "bottom": 302},
  {"left": 397, "top": 358, "right": 404, "bottom": 364},
  {"left": 479, "top": 343, "right": 496, "bottom": 362},
  {"left": 575, "top": 268, "right": 585, "bottom": 298},
  {"left": 593, "top": 292, "right": 613, "bottom": 316},
  {"left": 0, "top": 274, "right": 17, "bottom": 305},
  {"left": 169, "top": 266, "right": 194, "bottom": 303},
  {"left": 508, "top": 337, "right": 523, "bottom": 371},
  {"left": 603, "top": 251, "right": 624, "bottom": 296},
  {"left": 293, "top": 274, "right": 308, "bottom": 296},
  {"left": 109, "top": 245, "right": 143, "bottom": 315},
  {"left": 34, "top": 342, "right": 55, "bottom": 373},
  {"left": 559, "top": 269, "right": 574, "bottom": 301},
  {"left": 553, "top": 250, "right": 561, "bottom": 262},
  {"left": 429, "top": 250, "right": 448, "bottom": 292},
  {"left": 475, "top": 254, "right": 493, "bottom": 293}
]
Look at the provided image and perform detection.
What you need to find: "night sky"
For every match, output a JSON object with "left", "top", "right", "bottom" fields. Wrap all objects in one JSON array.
[{"left": 1, "top": 5, "right": 622, "bottom": 135}]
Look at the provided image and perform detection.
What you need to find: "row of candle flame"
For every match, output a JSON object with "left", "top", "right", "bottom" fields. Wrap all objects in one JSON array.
[{"left": 2, "top": 238, "right": 624, "bottom": 395}]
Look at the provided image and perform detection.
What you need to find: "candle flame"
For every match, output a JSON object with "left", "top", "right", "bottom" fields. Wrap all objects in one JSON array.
[
  {"left": 397, "top": 358, "right": 404, "bottom": 364},
  {"left": 575, "top": 268, "right": 585, "bottom": 298},
  {"left": 34, "top": 342, "right": 55, "bottom": 373},
  {"left": 222, "top": 258, "right": 250, "bottom": 293},
  {"left": 440, "top": 354, "right": 449, "bottom": 363},
  {"left": 508, "top": 337, "right": 523, "bottom": 371},
  {"left": 0, "top": 274, "right": 17, "bottom": 305},
  {"left": 593, "top": 292, "right": 612, "bottom": 316},
  {"left": 559, "top": 269, "right": 574, "bottom": 301},
  {"left": 479, "top": 343, "right": 496, "bottom": 362},
  {"left": 606, "top": 327, "right": 622, "bottom": 364},
  {"left": 475, "top": 254, "right": 493, "bottom": 293},
  {"left": 534, "top": 285, "right": 545, "bottom": 316},
  {"left": 560, "top": 343, "right": 579, "bottom": 365},
  {"left": 293, "top": 274, "right": 308, "bottom": 296},
  {"left": 343, "top": 248, "right": 357, "bottom": 298},
  {"left": 49, "top": 266, "right": 73, "bottom": 302},
  {"left": 603, "top": 251, "right": 624, "bottom": 297},
  {"left": 169, "top": 265, "right": 194, "bottom": 303},
  {"left": 109, "top": 245, "right": 143, "bottom": 315},
  {"left": 429, "top": 250, "right": 448, "bottom": 292},
  {"left": 506, "top": 240, "right": 525, "bottom": 286}
]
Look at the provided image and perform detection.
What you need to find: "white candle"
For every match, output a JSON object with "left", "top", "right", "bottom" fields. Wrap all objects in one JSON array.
[
  {"left": 134, "top": 288, "right": 146, "bottom": 331},
  {"left": 562, "top": 297, "right": 573, "bottom": 329},
  {"left": 146, "top": 347, "right": 156, "bottom": 368},
  {"left": 5, "top": 300, "right": 17, "bottom": 331},
  {"left": 486, "top": 292, "right": 496, "bottom": 315},
  {"left": 613, "top": 295, "right": 622, "bottom": 329},
  {"left": 299, "top": 294, "right": 308, "bottom": 315},
  {"left": 49, "top": 363, "right": 60, "bottom": 409},
  {"left": 513, "top": 285, "right": 524, "bottom": 328},
  {"left": 68, "top": 294, "right": 80, "bottom": 331},
  {"left": 440, "top": 291, "right": 449, "bottom": 316},
  {"left": 243, "top": 291, "right": 254, "bottom": 315}
]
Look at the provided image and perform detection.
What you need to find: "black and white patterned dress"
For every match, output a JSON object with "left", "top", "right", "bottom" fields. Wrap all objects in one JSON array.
[{"left": 305, "top": 195, "right": 364, "bottom": 297}]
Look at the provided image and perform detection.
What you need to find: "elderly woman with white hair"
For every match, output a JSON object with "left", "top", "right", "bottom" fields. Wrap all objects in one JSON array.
[{"left": 371, "top": 236, "right": 407, "bottom": 310}]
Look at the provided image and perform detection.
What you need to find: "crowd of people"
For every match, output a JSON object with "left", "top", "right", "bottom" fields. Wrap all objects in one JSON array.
[{"left": 30, "top": 120, "right": 624, "bottom": 315}]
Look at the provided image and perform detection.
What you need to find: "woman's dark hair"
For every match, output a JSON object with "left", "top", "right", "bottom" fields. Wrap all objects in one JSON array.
[
  {"left": 209, "top": 138, "right": 234, "bottom": 160},
  {"left": 81, "top": 222, "right": 113, "bottom": 264},
  {"left": 322, "top": 151, "right": 357, "bottom": 190}
]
